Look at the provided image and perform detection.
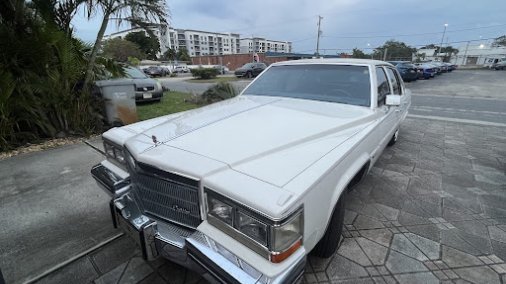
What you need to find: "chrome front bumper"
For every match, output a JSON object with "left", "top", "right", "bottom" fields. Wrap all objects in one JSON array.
[{"left": 91, "top": 163, "right": 306, "bottom": 284}]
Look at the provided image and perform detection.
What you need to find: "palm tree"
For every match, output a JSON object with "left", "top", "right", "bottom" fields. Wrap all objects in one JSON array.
[{"left": 82, "top": 0, "right": 169, "bottom": 87}]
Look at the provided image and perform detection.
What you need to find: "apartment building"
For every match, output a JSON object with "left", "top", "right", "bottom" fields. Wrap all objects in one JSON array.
[
  {"left": 105, "top": 26, "right": 291, "bottom": 57},
  {"left": 175, "top": 29, "right": 240, "bottom": 56},
  {"left": 240, "top": 37, "right": 292, "bottom": 54}
]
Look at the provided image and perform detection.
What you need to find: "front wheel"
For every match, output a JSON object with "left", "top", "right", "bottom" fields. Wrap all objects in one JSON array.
[
  {"left": 311, "top": 192, "right": 346, "bottom": 258},
  {"left": 387, "top": 129, "right": 399, "bottom": 146},
  {"left": 246, "top": 71, "right": 253, "bottom": 79}
]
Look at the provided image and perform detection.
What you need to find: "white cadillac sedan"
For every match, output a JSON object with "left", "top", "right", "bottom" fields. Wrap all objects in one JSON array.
[{"left": 92, "top": 58, "right": 411, "bottom": 283}]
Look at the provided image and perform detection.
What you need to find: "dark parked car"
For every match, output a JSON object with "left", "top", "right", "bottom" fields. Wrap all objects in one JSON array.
[
  {"left": 124, "top": 67, "right": 164, "bottom": 102},
  {"left": 213, "top": 65, "right": 229, "bottom": 74},
  {"left": 388, "top": 61, "right": 418, "bottom": 82},
  {"left": 234, "top": 62, "right": 267, "bottom": 78},
  {"left": 143, "top": 66, "right": 169, "bottom": 77}
]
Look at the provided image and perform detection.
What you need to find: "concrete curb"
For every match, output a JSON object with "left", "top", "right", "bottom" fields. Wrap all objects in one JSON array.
[{"left": 23, "top": 233, "right": 124, "bottom": 284}]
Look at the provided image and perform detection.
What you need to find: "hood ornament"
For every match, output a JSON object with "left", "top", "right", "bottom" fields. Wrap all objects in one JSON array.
[{"left": 152, "top": 135, "right": 158, "bottom": 144}]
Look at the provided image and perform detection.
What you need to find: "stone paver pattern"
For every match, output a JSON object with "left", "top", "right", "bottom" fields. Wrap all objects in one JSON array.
[{"left": 34, "top": 118, "right": 506, "bottom": 284}]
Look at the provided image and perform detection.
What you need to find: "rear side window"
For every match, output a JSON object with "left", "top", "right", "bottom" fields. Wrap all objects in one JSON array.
[
  {"left": 386, "top": 68, "right": 401, "bottom": 95},
  {"left": 376, "top": 67, "right": 390, "bottom": 106}
]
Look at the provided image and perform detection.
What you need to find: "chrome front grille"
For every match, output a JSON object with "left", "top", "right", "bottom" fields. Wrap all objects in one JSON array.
[{"left": 131, "top": 163, "right": 201, "bottom": 229}]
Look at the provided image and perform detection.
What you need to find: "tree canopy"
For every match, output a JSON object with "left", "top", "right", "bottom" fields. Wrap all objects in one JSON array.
[
  {"left": 102, "top": 37, "right": 144, "bottom": 62},
  {"left": 125, "top": 31, "right": 160, "bottom": 60},
  {"left": 162, "top": 48, "right": 177, "bottom": 61},
  {"left": 373, "top": 40, "right": 416, "bottom": 61},
  {"left": 351, "top": 48, "right": 370, "bottom": 59},
  {"left": 177, "top": 47, "right": 191, "bottom": 62},
  {"left": 492, "top": 35, "right": 506, "bottom": 47},
  {"left": 82, "top": 0, "right": 169, "bottom": 86}
]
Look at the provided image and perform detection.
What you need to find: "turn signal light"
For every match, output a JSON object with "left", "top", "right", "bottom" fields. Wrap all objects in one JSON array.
[{"left": 270, "top": 239, "right": 302, "bottom": 263}]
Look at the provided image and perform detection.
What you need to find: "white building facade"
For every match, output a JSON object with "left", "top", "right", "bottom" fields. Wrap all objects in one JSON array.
[
  {"left": 104, "top": 26, "right": 240, "bottom": 57},
  {"left": 451, "top": 44, "right": 506, "bottom": 66},
  {"left": 240, "top": 37, "right": 292, "bottom": 54},
  {"left": 175, "top": 29, "right": 240, "bottom": 57},
  {"left": 415, "top": 44, "right": 506, "bottom": 66}
]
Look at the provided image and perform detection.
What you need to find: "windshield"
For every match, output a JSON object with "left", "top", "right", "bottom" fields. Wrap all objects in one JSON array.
[
  {"left": 243, "top": 64, "right": 371, "bottom": 107},
  {"left": 242, "top": 63, "right": 254, "bottom": 68},
  {"left": 124, "top": 67, "right": 148, "bottom": 79}
]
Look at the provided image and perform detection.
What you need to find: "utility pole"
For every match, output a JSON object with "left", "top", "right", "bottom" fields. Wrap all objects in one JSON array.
[
  {"left": 316, "top": 15, "right": 323, "bottom": 57},
  {"left": 462, "top": 41, "right": 470, "bottom": 66},
  {"left": 437, "top": 23, "right": 448, "bottom": 61},
  {"left": 383, "top": 48, "right": 388, "bottom": 61}
]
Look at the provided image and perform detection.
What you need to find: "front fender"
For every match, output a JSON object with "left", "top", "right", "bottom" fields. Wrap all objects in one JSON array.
[{"left": 325, "top": 153, "right": 370, "bottom": 230}]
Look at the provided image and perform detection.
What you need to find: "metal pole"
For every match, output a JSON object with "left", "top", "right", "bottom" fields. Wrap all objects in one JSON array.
[
  {"left": 316, "top": 15, "right": 323, "bottom": 56},
  {"left": 383, "top": 48, "right": 388, "bottom": 61},
  {"left": 438, "top": 23, "right": 448, "bottom": 61},
  {"left": 462, "top": 41, "right": 470, "bottom": 65}
]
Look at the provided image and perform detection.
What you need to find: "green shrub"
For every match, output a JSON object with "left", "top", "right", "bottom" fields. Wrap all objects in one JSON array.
[
  {"left": 190, "top": 68, "right": 219, "bottom": 79},
  {"left": 201, "top": 82, "right": 238, "bottom": 103},
  {"left": 0, "top": 0, "right": 119, "bottom": 151}
]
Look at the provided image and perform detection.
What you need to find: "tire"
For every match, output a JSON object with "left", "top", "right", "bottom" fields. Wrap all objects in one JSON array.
[
  {"left": 246, "top": 71, "right": 253, "bottom": 79},
  {"left": 387, "top": 129, "right": 399, "bottom": 147},
  {"left": 311, "top": 192, "right": 346, "bottom": 258}
]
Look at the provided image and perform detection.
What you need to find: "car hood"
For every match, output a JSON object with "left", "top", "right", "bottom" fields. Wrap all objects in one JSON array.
[
  {"left": 123, "top": 95, "right": 377, "bottom": 187},
  {"left": 131, "top": 78, "right": 156, "bottom": 86},
  {"left": 234, "top": 68, "right": 249, "bottom": 72}
]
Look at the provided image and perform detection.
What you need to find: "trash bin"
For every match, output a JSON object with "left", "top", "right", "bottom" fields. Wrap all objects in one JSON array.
[{"left": 95, "top": 79, "right": 138, "bottom": 126}]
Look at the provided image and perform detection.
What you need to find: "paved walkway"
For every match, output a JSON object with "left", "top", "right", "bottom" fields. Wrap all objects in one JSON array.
[{"left": 31, "top": 117, "right": 506, "bottom": 284}]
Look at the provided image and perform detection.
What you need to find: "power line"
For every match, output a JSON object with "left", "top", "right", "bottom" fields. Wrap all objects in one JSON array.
[{"left": 321, "top": 23, "right": 506, "bottom": 39}]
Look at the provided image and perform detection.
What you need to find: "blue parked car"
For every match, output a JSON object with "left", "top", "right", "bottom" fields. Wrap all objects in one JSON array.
[
  {"left": 414, "top": 63, "right": 436, "bottom": 79},
  {"left": 388, "top": 61, "right": 418, "bottom": 82}
]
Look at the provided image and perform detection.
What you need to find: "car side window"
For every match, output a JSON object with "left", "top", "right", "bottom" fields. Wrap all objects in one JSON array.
[
  {"left": 376, "top": 67, "right": 390, "bottom": 106},
  {"left": 386, "top": 68, "right": 401, "bottom": 95}
]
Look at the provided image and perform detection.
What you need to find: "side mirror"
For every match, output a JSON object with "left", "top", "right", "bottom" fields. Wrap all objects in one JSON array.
[{"left": 386, "top": 94, "right": 401, "bottom": 106}]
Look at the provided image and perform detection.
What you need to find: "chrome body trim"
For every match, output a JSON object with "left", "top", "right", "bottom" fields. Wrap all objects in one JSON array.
[
  {"left": 91, "top": 163, "right": 130, "bottom": 196},
  {"left": 130, "top": 161, "right": 202, "bottom": 229},
  {"left": 94, "top": 162, "right": 306, "bottom": 283},
  {"left": 111, "top": 194, "right": 305, "bottom": 284}
]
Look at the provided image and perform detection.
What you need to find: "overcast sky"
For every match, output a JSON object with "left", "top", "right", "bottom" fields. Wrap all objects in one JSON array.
[{"left": 72, "top": 0, "right": 506, "bottom": 54}]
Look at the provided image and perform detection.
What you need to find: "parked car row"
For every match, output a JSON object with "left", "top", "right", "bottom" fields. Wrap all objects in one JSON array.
[
  {"left": 142, "top": 66, "right": 170, "bottom": 77},
  {"left": 388, "top": 61, "right": 457, "bottom": 82},
  {"left": 491, "top": 60, "right": 506, "bottom": 70}
]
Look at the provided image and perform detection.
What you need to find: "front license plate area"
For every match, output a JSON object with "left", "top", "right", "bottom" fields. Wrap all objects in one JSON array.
[{"left": 143, "top": 93, "right": 152, "bottom": 99}]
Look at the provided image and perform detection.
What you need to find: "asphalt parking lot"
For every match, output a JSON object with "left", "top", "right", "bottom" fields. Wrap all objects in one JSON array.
[{"left": 1, "top": 69, "right": 505, "bottom": 284}]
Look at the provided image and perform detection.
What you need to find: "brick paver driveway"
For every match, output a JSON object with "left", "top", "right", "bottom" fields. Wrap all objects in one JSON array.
[{"left": 35, "top": 117, "right": 506, "bottom": 284}]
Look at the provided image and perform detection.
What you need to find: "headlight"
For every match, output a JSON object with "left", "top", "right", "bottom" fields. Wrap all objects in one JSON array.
[
  {"left": 205, "top": 189, "right": 303, "bottom": 263},
  {"left": 103, "top": 139, "right": 126, "bottom": 166},
  {"left": 238, "top": 210, "right": 268, "bottom": 246},
  {"left": 208, "top": 197, "right": 233, "bottom": 225}
]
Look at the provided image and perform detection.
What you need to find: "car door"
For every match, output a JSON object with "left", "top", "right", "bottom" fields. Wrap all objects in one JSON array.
[
  {"left": 370, "top": 66, "right": 396, "bottom": 163},
  {"left": 391, "top": 68, "right": 411, "bottom": 120}
]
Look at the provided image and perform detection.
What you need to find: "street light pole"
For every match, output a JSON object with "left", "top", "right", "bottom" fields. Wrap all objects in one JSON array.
[
  {"left": 438, "top": 23, "right": 448, "bottom": 61},
  {"left": 316, "top": 15, "right": 323, "bottom": 57}
]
